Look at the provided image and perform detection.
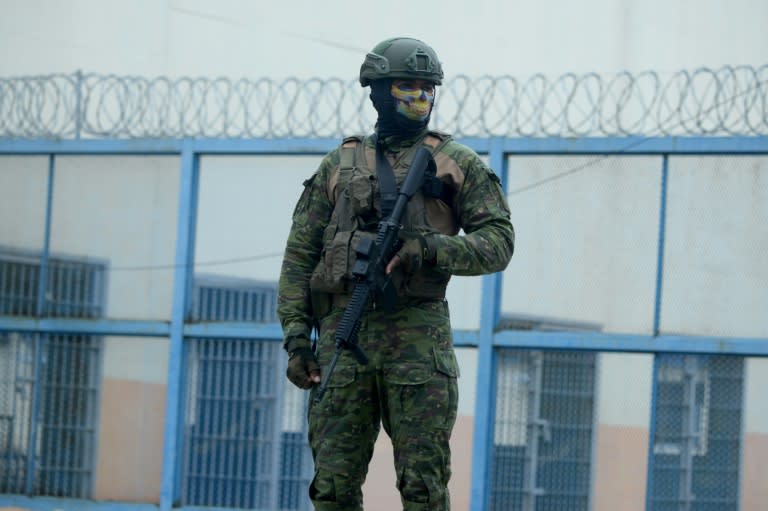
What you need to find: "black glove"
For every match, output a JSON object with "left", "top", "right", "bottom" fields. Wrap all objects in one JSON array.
[
  {"left": 286, "top": 347, "right": 321, "bottom": 389},
  {"left": 388, "top": 231, "right": 436, "bottom": 274}
]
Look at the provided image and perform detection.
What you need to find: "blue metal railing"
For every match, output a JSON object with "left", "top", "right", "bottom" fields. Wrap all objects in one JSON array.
[{"left": 0, "top": 134, "right": 766, "bottom": 511}]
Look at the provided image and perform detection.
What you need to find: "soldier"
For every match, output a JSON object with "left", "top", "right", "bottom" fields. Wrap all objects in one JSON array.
[{"left": 278, "top": 37, "right": 514, "bottom": 510}]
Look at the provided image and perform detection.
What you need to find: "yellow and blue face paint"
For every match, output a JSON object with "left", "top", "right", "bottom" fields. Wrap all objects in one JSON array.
[{"left": 391, "top": 79, "right": 435, "bottom": 122}]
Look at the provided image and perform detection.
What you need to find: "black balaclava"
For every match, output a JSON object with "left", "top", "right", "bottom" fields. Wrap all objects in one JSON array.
[{"left": 370, "top": 79, "right": 432, "bottom": 141}]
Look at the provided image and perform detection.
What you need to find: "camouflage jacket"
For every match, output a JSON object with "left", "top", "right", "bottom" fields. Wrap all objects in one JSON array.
[{"left": 277, "top": 129, "right": 514, "bottom": 352}]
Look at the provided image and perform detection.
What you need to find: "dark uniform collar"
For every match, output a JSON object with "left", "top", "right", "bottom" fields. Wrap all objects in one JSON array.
[{"left": 373, "top": 127, "right": 429, "bottom": 153}]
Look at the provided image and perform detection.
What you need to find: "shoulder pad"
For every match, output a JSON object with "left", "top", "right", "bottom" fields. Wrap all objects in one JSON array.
[
  {"left": 427, "top": 129, "right": 453, "bottom": 141},
  {"left": 339, "top": 135, "right": 366, "bottom": 171},
  {"left": 424, "top": 129, "right": 454, "bottom": 153},
  {"left": 341, "top": 134, "right": 365, "bottom": 148}
]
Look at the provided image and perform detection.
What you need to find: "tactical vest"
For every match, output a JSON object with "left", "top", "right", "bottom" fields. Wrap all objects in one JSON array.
[{"left": 309, "top": 131, "right": 464, "bottom": 304}]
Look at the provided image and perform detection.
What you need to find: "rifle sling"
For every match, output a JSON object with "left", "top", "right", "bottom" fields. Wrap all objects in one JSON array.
[
  {"left": 373, "top": 135, "right": 397, "bottom": 219},
  {"left": 372, "top": 134, "right": 453, "bottom": 211}
]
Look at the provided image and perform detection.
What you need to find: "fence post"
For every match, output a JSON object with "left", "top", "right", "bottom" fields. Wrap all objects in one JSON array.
[
  {"left": 470, "top": 137, "right": 507, "bottom": 511},
  {"left": 74, "top": 70, "right": 83, "bottom": 140},
  {"left": 160, "top": 140, "right": 200, "bottom": 511},
  {"left": 652, "top": 155, "right": 669, "bottom": 336}
]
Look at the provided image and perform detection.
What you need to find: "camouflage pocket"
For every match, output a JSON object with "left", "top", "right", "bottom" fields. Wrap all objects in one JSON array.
[
  {"left": 383, "top": 348, "right": 458, "bottom": 385},
  {"left": 309, "top": 364, "right": 358, "bottom": 419},
  {"left": 384, "top": 348, "right": 458, "bottom": 432},
  {"left": 385, "top": 363, "right": 433, "bottom": 385},
  {"left": 433, "top": 347, "right": 459, "bottom": 378},
  {"left": 325, "top": 364, "right": 356, "bottom": 389},
  {"left": 310, "top": 231, "right": 353, "bottom": 293}
]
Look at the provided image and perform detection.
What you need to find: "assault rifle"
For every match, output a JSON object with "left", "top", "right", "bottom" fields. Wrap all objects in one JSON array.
[{"left": 314, "top": 147, "right": 436, "bottom": 402}]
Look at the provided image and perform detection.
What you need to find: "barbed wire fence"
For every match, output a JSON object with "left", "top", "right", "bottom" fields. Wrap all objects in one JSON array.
[{"left": 1, "top": 65, "right": 766, "bottom": 139}]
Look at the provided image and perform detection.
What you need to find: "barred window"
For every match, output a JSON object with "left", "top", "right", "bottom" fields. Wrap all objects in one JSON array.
[
  {"left": 180, "top": 276, "right": 311, "bottom": 510},
  {"left": 492, "top": 349, "right": 597, "bottom": 511},
  {"left": 0, "top": 248, "right": 105, "bottom": 498},
  {"left": 650, "top": 355, "right": 744, "bottom": 511}
]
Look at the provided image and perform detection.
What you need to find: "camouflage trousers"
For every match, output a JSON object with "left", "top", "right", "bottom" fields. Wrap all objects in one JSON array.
[{"left": 307, "top": 299, "right": 459, "bottom": 511}]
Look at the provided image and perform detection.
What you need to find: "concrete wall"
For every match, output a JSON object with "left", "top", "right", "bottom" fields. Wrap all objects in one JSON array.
[
  {"left": 502, "top": 155, "right": 662, "bottom": 333},
  {"left": 1, "top": 0, "right": 766, "bottom": 79},
  {"left": 1, "top": 1, "right": 767, "bottom": 509},
  {"left": 0, "top": 157, "right": 48, "bottom": 250},
  {"left": 49, "top": 156, "right": 179, "bottom": 320}
]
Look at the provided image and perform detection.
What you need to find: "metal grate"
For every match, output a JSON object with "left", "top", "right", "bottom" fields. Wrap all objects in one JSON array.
[
  {"left": 0, "top": 251, "right": 105, "bottom": 319},
  {"left": 0, "top": 331, "right": 33, "bottom": 493},
  {"left": 491, "top": 349, "right": 597, "bottom": 511},
  {"left": 182, "top": 338, "right": 281, "bottom": 508},
  {"left": 45, "top": 261, "right": 104, "bottom": 319},
  {"left": 649, "top": 354, "right": 743, "bottom": 511},
  {"left": 0, "top": 255, "right": 40, "bottom": 316},
  {"left": 36, "top": 334, "right": 101, "bottom": 496},
  {"left": 191, "top": 277, "right": 277, "bottom": 323},
  {"left": 0, "top": 250, "right": 104, "bottom": 498},
  {"left": 181, "top": 277, "right": 311, "bottom": 510}
]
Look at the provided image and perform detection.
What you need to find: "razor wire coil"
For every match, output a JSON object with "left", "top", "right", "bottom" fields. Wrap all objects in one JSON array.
[{"left": 0, "top": 66, "right": 766, "bottom": 139}]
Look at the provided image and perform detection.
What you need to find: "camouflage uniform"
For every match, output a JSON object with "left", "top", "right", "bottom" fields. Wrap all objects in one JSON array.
[{"left": 278, "top": 38, "right": 514, "bottom": 511}]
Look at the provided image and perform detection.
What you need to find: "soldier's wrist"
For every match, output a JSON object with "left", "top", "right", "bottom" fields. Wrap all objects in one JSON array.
[{"left": 284, "top": 336, "right": 312, "bottom": 354}]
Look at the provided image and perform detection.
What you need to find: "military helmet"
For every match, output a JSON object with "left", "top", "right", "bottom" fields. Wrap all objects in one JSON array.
[{"left": 359, "top": 37, "right": 444, "bottom": 87}]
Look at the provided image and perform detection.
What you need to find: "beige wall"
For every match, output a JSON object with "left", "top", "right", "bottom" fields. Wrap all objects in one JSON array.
[
  {"left": 94, "top": 336, "right": 171, "bottom": 503},
  {"left": 361, "top": 420, "right": 768, "bottom": 511},
  {"left": 94, "top": 378, "right": 166, "bottom": 503},
  {"left": 742, "top": 433, "right": 768, "bottom": 511},
  {"left": 593, "top": 427, "right": 768, "bottom": 511},
  {"left": 21, "top": 371, "right": 768, "bottom": 509},
  {"left": 594, "top": 425, "right": 649, "bottom": 511},
  {"left": 89, "top": 389, "right": 477, "bottom": 508}
]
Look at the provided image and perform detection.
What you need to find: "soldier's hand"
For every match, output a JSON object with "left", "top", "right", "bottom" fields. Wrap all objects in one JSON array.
[
  {"left": 287, "top": 347, "right": 321, "bottom": 389},
  {"left": 386, "top": 231, "right": 435, "bottom": 275}
]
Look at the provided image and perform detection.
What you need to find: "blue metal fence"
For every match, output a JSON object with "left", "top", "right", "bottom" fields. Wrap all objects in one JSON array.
[{"left": 1, "top": 133, "right": 767, "bottom": 510}]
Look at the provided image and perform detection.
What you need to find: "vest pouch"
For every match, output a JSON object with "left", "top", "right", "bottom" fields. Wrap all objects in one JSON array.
[
  {"left": 348, "top": 170, "right": 380, "bottom": 224},
  {"left": 310, "top": 230, "right": 354, "bottom": 294}
]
